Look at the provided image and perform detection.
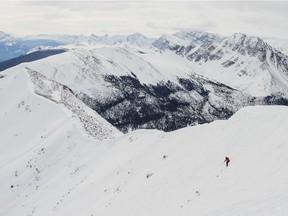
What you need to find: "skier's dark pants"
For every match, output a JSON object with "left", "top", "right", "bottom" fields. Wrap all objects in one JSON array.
[{"left": 226, "top": 161, "right": 229, "bottom": 167}]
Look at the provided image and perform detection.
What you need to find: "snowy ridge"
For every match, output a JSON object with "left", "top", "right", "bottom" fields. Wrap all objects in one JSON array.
[
  {"left": 0, "top": 65, "right": 121, "bottom": 146},
  {"left": 26, "top": 67, "right": 121, "bottom": 140},
  {"left": 1, "top": 105, "right": 288, "bottom": 215},
  {"left": 0, "top": 65, "right": 122, "bottom": 215}
]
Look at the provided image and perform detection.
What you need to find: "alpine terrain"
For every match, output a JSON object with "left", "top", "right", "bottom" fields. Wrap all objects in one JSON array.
[{"left": 1, "top": 29, "right": 288, "bottom": 216}]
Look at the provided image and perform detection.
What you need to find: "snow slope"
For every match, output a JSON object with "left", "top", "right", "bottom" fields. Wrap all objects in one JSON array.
[
  {"left": 0, "top": 66, "right": 121, "bottom": 166},
  {"left": 1, "top": 96, "right": 288, "bottom": 215}
]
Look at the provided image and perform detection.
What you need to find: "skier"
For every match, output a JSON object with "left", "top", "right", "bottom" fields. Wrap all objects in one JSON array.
[{"left": 224, "top": 157, "right": 230, "bottom": 167}]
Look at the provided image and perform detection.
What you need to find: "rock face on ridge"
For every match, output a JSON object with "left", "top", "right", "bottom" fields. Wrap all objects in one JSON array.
[
  {"left": 154, "top": 31, "right": 288, "bottom": 97},
  {"left": 26, "top": 67, "right": 122, "bottom": 139},
  {"left": 78, "top": 73, "right": 257, "bottom": 132}
]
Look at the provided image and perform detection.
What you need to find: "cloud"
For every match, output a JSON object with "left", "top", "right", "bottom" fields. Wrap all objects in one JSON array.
[{"left": 0, "top": 1, "right": 287, "bottom": 38}]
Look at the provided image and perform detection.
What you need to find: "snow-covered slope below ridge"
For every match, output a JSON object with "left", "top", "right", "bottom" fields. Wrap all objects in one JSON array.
[
  {"left": 1, "top": 105, "right": 288, "bottom": 216},
  {"left": 0, "top": 67, "right": 120, "bottom": 215},
  {"left": 154, "top": 31, "right": 288, "bottom": 97},
  {"left": 12, "top": 44, "right": 265, "bottom": 132}
]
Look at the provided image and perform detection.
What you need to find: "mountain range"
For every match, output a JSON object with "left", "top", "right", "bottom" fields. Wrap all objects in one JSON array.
[
  {"left": 0, "top": 31, "right": 155, "bottom": 63},
  {"left": 1, "top": 29, "right": 288, "bottom": 215},
  {"left": 1, "top": 30, "right": 288, "bottom": 132}
]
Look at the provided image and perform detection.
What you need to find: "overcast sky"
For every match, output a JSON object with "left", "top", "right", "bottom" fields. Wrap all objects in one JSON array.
[{"left": 0, "top": 1, "right": 287, "bottom": 38}]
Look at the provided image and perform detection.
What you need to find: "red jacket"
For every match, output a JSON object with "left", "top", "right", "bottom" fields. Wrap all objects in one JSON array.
[{"left": 224, "top": 157, "right": 230, "bottom": 162}]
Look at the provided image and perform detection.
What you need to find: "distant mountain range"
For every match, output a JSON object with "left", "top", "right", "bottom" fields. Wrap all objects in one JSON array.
[
  {"left": 0, "top": 31, "right": 155, "bottom": 62},
  {"left": 1, "top": 30, "right": 288, "bottom": 132},
  {"left": 0, "top": 31, "right": 64, "bottom": 62}
]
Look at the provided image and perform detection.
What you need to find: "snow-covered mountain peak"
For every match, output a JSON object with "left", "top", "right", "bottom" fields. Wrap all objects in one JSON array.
[
  {"left": 153, "top": 30, "right": 223, "bottom": 51},
  {"left": 127, "top": 32, "right": 148, "bottom": 39},
  {"left": 222, "top": 33, "right": 269, "bottom": 55},
  {"left": 151, "top": 30, "right": 288, "bottom": 97},
  {"left": 0, "top": 31, "right": 16, "bottom": 45}
]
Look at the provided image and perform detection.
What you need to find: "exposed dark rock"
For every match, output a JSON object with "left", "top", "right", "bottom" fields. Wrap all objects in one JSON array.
[{"left": 78, "top": 74, "right": 261, "bottom": 133}]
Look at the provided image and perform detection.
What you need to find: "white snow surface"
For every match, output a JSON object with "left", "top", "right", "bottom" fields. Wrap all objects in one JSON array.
[{"left": 1, "top": 87, "right": 288, "bottom": 216}]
